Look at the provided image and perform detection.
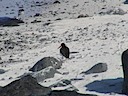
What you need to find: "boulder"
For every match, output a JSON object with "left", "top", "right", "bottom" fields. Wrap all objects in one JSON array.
[
  {"left": 124, "top": 0, "right": 128, "bottom": 4},
  {"left": 0, "top": 69, "right": 6, "bottom": 74},
  {"left": 0, "top": 17, "right": 24, "bottom": 26},
  {"left": 53, "top": 1, "right": 61, "bottom": 4},
  {"left": 0, "top": 75, "right": 51, "bottom": 96},
  {"left": 77, "top": 14, "right": 89, "bottom": 18},
  {"left": 81, "top": 63, "right": 107, "bottom": 75},
  {"left": 100, "top": 8, "right": 126, "bottom": 15},
  {"left": 29, "top": 57, "right": 62, "bottom": 72},
  {"left": 32, "top": 66, "right": 56, "bottom": 82},
  {"left": 20, "top": 66, "right": 60, "bottom": 82},
  {"left": 122, "top": 49, "right": 128, "bottom": 95}
]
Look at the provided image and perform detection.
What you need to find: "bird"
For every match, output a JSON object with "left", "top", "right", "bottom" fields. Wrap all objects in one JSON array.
[{"left": 58, "top": 43, "right": 70, "bottom": 58}]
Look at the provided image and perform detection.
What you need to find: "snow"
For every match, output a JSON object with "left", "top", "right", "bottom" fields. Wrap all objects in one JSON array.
[{"left": 0, "top": 0, "right": 128, "bottom": 96}]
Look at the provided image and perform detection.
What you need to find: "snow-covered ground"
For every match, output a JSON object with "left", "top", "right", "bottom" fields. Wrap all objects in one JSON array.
[{"left": 0, "top": 0, "right": 128, "bottom": 96}]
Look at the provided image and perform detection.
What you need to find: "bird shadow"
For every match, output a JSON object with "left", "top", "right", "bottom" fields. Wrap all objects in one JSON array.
[
  {"left": 85, "top": 78, "right": 123, "bottom": 94},
  {"left": 70, "top": 51, "right": 79, "bottom": 54},
  {"left": 69, "top": 51, "right": 79, "bottom": 59}
]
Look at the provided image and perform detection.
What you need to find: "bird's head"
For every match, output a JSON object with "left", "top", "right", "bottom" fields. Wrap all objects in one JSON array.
[{"left": 58, "top": 43, "right": 66, "bottom": 49}]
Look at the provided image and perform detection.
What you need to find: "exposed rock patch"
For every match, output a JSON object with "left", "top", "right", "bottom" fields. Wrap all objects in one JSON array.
[
  {"left": 32, "top": 66, "right": 57, "bottom": 82},
  {"left": 81, "top": 63, "right": 108, "bottom": 75},
  {"left": 77, "top": 14, "right": 89, "bottom": 18},
  {"left": 29, "top": 57, "right": 62, "bottom": 72},
  {"left": 20, "top": 66, "right": 59, "bottom": 82},
  {"left": 50, "top": 79, "right": 72, "bottom": 88},
  {"left": 0, "top": 75, "right": 51, "bottom": 96},
  {"left": 0, "top": 17, "right": 24, "bottom": 26},
  {"left": 99, "top": 8, "right": 126, "bottom": 15}
]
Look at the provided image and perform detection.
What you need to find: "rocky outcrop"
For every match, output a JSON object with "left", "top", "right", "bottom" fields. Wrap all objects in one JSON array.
[
  {"left": 0, "top": 75, "right": 97, "bottom": 96},
  {"left": 0, "top": 17, "right": 24, "bottom": 26},
  {"left": 19, "top": 66, "right": 58, "bottom": 82},
  {"left": 81, "top": 63, "right": 107, "bottom": 75},
  {"left": 29, "top": 57, "right": 62, "bottom": 72},
  {"left": 122, "top": 49, "right": 128, "bottom": 95},
  {"left": 99, "top": 8, "right": 126, "bottom": 15},
  {"left": 32, "top": 66, "right": 57, "bottom": 82},
  {"left": 0, "top": 75, "right": 51, "bottom": 96}
]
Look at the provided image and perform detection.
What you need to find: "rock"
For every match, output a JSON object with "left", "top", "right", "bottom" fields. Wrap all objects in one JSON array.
[
  {"left": 43, "top": 22, "right": 51, "bottom": 26},
  {"left": 0, "top": 69, "right": 6, "bottom": 74},
  {"left": 18, "top": 9, "right": 24, "bottom": 16},
  {"left": 18, "top": 66, "right": 57, "bottom": 82},
  {"left": 82, "top": 63, "right": 107, "bottom": 74},
  {"left": 29, "top": 57, "right": 62, "bottom": 72},
  {"left": 53, "top": 1, "right": 61, "bottom": 4},
  {"left": 122, "top": 49, "right": 128, "bottom": 95},
  {"left": 32, "top": 66, "right": 56, "bottom": 82},
  {"left": 55, "top": 18, "right": 62, "bottom": 21},
  {"left": 49, "top": 90, "right": 97, "bottom": 96},
  {"left": 0, "top": 75, "right": 51, "bottom": 96},
  {"left": 20, "top": 66, "right": 60, "bottom": 82},
  {"left": 100, "top": 8, "right": 126, "bottom": 15},
  {"left": 109, "top": 8, "right": 126, "bottom": 15},
  {"left": 124, "top": 0, "right": 128, "bottom": 4},
  {"left": 34, "top": 13, "right": 42, "bottom": 17},
  {"left": 50, "top": 79, "right": 72, "bottom": 88},
  {"left": 77, "top": 14, "right": 89, "bottom": 18},
  {"left": 0, "top": 17, "right": 24, "bottom": 26},
  {"left": 31, "top": 20, "right": 41, "bottom": 23}
]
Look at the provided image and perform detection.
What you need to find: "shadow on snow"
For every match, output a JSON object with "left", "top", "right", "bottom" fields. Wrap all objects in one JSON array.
[{"left": 85, "top": 78, "right": 123, "bottom": 94}]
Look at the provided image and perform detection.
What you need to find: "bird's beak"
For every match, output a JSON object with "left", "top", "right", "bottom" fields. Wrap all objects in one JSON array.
[{"left": 58, "top": 45, "right": 61, "bottom": 49}]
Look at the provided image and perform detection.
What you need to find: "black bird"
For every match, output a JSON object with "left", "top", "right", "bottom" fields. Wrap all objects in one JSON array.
[{"left": 58, "top": 43, "right": 70, "bottom": 58}]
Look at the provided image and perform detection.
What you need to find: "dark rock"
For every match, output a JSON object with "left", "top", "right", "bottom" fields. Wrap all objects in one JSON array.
[
  {"left": 100, "top": 8, "right": 126, "bottom": 15},
  {"left": 122, "top": 49, "right": 128, "bottom": 95},
  {"left": 32, "top": 66, "right": 57, "bottom": 82},
  {"left": 31, "top": 20, "right": 41, "bottom": 23},
  {"left": 43, "top": 22, "right": 51, "bottom": 26},
  {"left": 77, "top": 14, "right": 89, "bottom": 18},
  {"left": 34, "top": 13, "right": 42, "bottom": 17},
  {"left": 53, "top": 1, "right": 61, "bottom": 4},
  {"left": 19, "top": 9, "right": 24, "bottom": 12},
  {"left": 0, "top": 69, "right": 6, "bottom": 74},
  {"left": 0, "top": 75, "right": 51, "bottom": 96},
  {"left": 0, "top": 17, "right": 24, "bottom": 26},
  {"left": 81, "top": 63, "right": 107, "bottom": 75},
  {"left": 18, "top": 9, "right": 24, "bottom": 16},
  {"left": 55, "top": 18, "right": 62, "bottom": 21},
  {"left": 124, "top": 0, "right": 128, "bottom": 4},
  {"left": 49, "top": 90, "right": 97, "bottom": 96},
  {"left": 19, "top": 66, "right": 59, "bottom": 82},
  {"left": 29, "top": 57, "right": 62, "bottom": 72}
]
